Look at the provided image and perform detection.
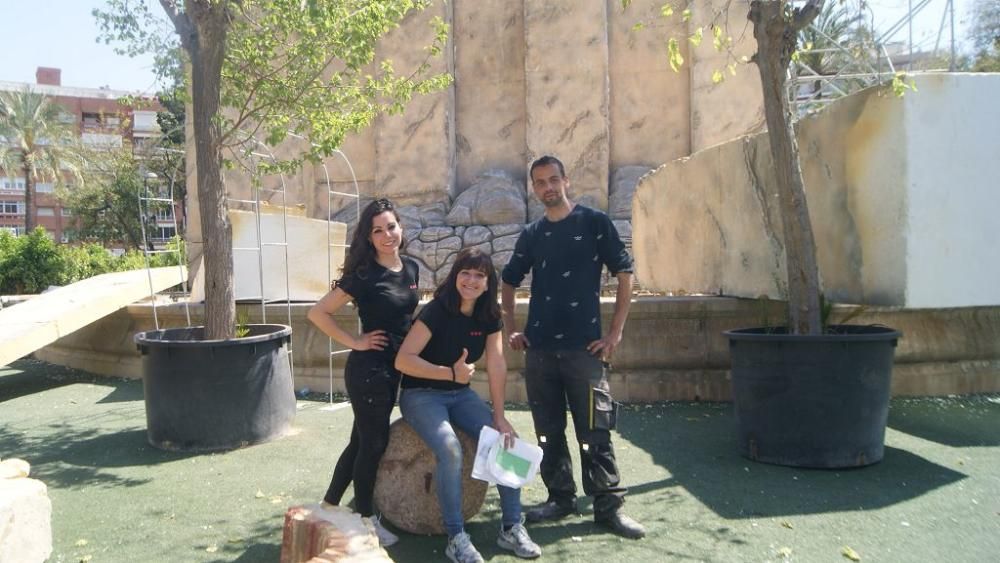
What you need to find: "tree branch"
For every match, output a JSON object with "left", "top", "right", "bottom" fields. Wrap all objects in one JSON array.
[{"left": 792, "top": 0, "right": 825, "bottom": 33}]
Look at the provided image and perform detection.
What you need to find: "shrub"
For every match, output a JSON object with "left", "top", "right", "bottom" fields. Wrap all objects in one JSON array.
[
  {"left": 0, "top": 228, "right": 65, "bottom": 294},
  {"left": 0, "top": 231, "right": 187, "bottom": 295}
]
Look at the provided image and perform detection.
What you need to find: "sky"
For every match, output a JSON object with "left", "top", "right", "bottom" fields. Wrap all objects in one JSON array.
[{"left": 0, "top": 0, "right": 976, "bottom": 94}]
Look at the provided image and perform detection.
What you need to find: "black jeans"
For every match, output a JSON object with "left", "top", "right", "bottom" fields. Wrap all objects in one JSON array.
[
  {"left": 524, "top": 348, "right": 626, "bottom": 518},
  {"left": 323, "top": 350, "right": 399, "bottom": 516}
]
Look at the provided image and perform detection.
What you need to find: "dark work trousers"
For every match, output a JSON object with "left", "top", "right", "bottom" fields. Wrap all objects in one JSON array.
[
  {"left": 323, "top": 349, "right": 400, "bottom": 517},
  {"left": 524, "top": 348, "right": 626, "bottom": 518}
]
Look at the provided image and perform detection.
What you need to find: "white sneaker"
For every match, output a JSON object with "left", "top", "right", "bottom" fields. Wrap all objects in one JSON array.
[
  {"left": 497, "top": 520, "right": 541, "bottom": 559},
  {"left": 365, "top": 514, "right": 399, "bottom": 547},
  {"left": 445, "top": 531, "right": 484, "bottom": 563}
]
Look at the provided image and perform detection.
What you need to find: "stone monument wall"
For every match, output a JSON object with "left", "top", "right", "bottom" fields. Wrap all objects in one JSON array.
[{"left": 187, "top": 1, "right": 763, "bottom": 280}]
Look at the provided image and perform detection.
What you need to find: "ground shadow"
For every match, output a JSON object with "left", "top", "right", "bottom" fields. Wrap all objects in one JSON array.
[
  {"left": 0, "top": 359, "right": 136, "bottom": 404},
  {"left": 888, "top": 395, "right": 1000, "bottom": 447},
  {"left": 0, "top": 422, "right": 196, "bottom": 490},
  {"left": 620, "top": 402, "right": 966, "bottom": 519}
]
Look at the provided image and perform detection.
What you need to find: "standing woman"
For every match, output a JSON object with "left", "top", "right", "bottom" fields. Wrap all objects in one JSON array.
[
  {"left": 395, "top": 248, "right": 541, "bottom": 563},
  {"left": 307, "top": 198, "right": 418, "bottom": 547}
]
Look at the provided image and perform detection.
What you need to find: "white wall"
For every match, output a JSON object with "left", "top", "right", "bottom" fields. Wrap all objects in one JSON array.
[
  {"left": 904, "top": 74, "right": 1000, "bottom": 307},
  {"left": 633, "top": 73, "right": 1000, "bottom": 309}
]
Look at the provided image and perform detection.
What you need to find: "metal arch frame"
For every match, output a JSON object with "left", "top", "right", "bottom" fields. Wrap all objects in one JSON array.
[
  {"left": 227, "top": 131, "right": 296, "bottom": 381},
  {"left": 138, "top": 145, "right": 191, "bottom": 330},
  {"left": 285, "top": 131, "right": 362, "bottom": 409}
]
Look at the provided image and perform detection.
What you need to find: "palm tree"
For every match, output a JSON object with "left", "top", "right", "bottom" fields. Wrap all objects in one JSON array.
[{"left": 0, "top": 88, "right": 88, "bottom": 233}]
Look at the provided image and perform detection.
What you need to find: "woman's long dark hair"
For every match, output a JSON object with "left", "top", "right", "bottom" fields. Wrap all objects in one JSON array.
[
  {"left": 434, "top": 247, "right": 501, "bottom": 325},
  {"left": 339, "top": 198, "right": 403, "bottom": 281}
]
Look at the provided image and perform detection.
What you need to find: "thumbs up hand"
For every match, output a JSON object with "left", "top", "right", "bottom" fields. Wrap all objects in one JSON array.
[{"left": 451, "top": 348, "right": 474, "bottom": 384}]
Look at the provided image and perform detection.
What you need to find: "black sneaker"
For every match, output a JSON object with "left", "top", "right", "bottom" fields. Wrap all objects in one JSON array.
[
  {"left": 595, "top": 511, "right": 646, "bottom": 539},
  {"left": 524, "top": 500, "right": 576, "bottom": 523}
]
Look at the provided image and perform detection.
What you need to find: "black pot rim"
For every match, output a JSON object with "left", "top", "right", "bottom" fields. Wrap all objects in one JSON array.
[
  {"left": 725, "top": 324, "right": 901, "bottom": 342},
  {"left": 134, "top": 324, "right": 292, "bottom": 348}
]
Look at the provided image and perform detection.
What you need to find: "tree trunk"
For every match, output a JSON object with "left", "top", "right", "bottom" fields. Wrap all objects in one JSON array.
[
  {"left": 189, "top": 3, "right": 235, "bottom": 340},
  {"left": 749, "top": 0, "right": 823, "bottom": 335},
  {"left": 22, "top": 159, "right": 34, "bottom": 233}
]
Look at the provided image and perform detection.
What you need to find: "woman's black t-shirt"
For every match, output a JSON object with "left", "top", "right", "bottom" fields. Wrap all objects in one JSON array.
[
  {"left": 336, "top": 256, "right": 420, "bottom": 356},
  {"left": 400, "top": 298, "right": 502, "bottom": 391}
]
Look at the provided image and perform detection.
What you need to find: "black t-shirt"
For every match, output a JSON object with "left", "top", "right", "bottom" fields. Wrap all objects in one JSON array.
[
  {"left": 400, "top": 298, "right": 503, "bottom": 391},
  {"left": 336, "top": 256, "right": 420, "bottom": 356},
  {"left": 501, "top": 205, "right": 633, "bottom": 350}
]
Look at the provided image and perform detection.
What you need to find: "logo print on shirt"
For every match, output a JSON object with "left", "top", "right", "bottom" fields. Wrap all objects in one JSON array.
[
  {"left": 469, "top": 330, "right": 483, "bottom": 337},
  {"left": 554, "top": 334, "right": 564, "bottom": 339},
  {"left": 597, "top": 234, "right": 604, "bottom": 240},
  {"left": 591, "top": 317, "right": 598, "bottom": 324},
  {"left": 541, "top": 260, "right": 547, "bottom": 269},
  {"left": 562, "top": 271, "right": 571, "bottom": 278},
  {"left": 545, "top": 296, "right": 551, "bottom": 301},
  {"left": 409, "top": 284, "right": 418, "bottom": 289},
  {"left": 574, "top": 235, "right": 583, "bottom": 241},
  {"left": 593, "top": 254, "right": 599, "bottom": 262},
  {"left": 570, "top": 302, "right": 579, "bottom": 308},
  {"left": 544, "top": 231, "right": 552, "bottom": 236},
  {"left": 534, "top": 321, "right": 540, "bottom": 327}
]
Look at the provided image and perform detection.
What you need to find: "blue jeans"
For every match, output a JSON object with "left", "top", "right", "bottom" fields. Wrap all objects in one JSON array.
[{"left": 399, "top": 386, "right": 522, "bottom": 537}]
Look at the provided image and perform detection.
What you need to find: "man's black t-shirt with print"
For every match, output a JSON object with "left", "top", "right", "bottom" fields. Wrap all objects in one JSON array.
[
  {"left": 400, "top": 298, "right": 502, "bottom": 391},
  {"left": 336, "top": 256, "right": 420, "bottom": 356},
  {"left": 501, "top": 205, "right": 632, "bottom": 350}
]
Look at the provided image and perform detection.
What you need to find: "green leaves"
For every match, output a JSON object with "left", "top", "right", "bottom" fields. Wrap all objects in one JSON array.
[
  {"left": 689, "top": 26, "right": 703, "bottom": 47},
  {"left": 891, "top": 72, "right": 918, "bottom": 97},
  {"left": 667, "top": 38, "right": 685, "bottom": 72}
]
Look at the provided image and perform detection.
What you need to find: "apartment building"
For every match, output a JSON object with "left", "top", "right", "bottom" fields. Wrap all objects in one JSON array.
[{"left": 0, "top": 67, "right": 164, "bottom": 242}]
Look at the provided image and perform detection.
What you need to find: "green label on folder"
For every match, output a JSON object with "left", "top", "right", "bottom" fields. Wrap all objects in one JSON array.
[{"left": 494, "top": 448, "right": 531, "bottom": 478}]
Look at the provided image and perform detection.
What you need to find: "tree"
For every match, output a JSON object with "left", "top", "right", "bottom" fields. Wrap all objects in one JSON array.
[
  {"left": 96, "top": 0, "right": 451, "bottom": 339},
  {"left": 623, "top": 0, "right": 828, "bottom": 334},
  {"left": 0, "top": 89, "right": 90, "bottom": 233},
  {"left": 969, "top": 0, "right": 1000, "bottom": 72},
  {"left": 749, "top": 0, "right": 824, "bottom": 334},
  {"left": 60, "top": 148, "right": 169, "bottom": 250}
]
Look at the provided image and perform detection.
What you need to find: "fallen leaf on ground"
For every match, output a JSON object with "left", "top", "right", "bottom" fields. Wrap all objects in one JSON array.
[
  {"left": 206, "top": 545, "right": 219, "bottom": 553},
  {"left": 780, "top": 520, "right": 794, "bottom": 529},
  {"left": 74, "top": 539, "right": 88, "bottom": 547},
  {"left": 255, "top": 489, "right": 265, "bottom": 498},
  {"left": 841, "top": 545, "right": 861, "bottom": 561},
  {"left": 777, "top": 547, "right": 792, "bottom": 558}
]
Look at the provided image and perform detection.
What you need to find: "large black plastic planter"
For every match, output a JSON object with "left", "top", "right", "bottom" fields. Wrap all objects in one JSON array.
[
  {"left": 725, "top": 325, "right": 901, "bottom": 468},
  {"left": 134, "top": 324, "right": 295, "bottom": 452}
]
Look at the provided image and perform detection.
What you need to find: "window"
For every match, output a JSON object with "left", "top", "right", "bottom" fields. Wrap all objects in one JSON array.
[
  {"left": 1, "top": 226, "right": 23, "bottom": 236},
  {"left": 61, "top": 208, "right": 73, "bottom": 217},
  {"left": 82, "top": 113, "right": 101, "bottom": 127},
  {"left": 155, "top": 225, "right": 176, "bottom": 240},
  {"left": 35, "top": 182, "right": 54, "bottom": 193},
  {"left": 154, "top": 207, "right": 174, "bottom": 221},
  {"left": 1, "top": 201, "right": 24, "bottom": 215},
  {"left": 1, "top": 178, "right": 26, "bottom": 192},
  {"left": 37, "top": 207, "right": 55, "bottom": 217}
]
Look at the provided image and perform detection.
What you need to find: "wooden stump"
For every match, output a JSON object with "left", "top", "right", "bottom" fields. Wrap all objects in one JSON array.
[
  {"left": 279, "top": 504, "right": 391, "bottom": 563},
  {"left": 373, "top": 419, "right": 487, "bottom": 535}
]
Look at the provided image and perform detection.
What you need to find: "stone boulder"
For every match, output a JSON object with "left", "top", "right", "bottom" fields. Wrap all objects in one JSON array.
[
  {"left": 0, "top": 458, "right": 52, "bottom": 563},
  {"left": 609, "top": 166, "right": 652, "bottom": 219},
  {"left": 373, "top": 419, "right": 486, "bottom": 535},
  {"left": 447, "top": 172, "right": 526, "bottom": 226}
]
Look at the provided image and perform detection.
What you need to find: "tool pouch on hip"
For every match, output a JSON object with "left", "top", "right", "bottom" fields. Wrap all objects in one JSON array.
[{"left": 590, "top": 387, "right": 619, "bottom": 430}]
